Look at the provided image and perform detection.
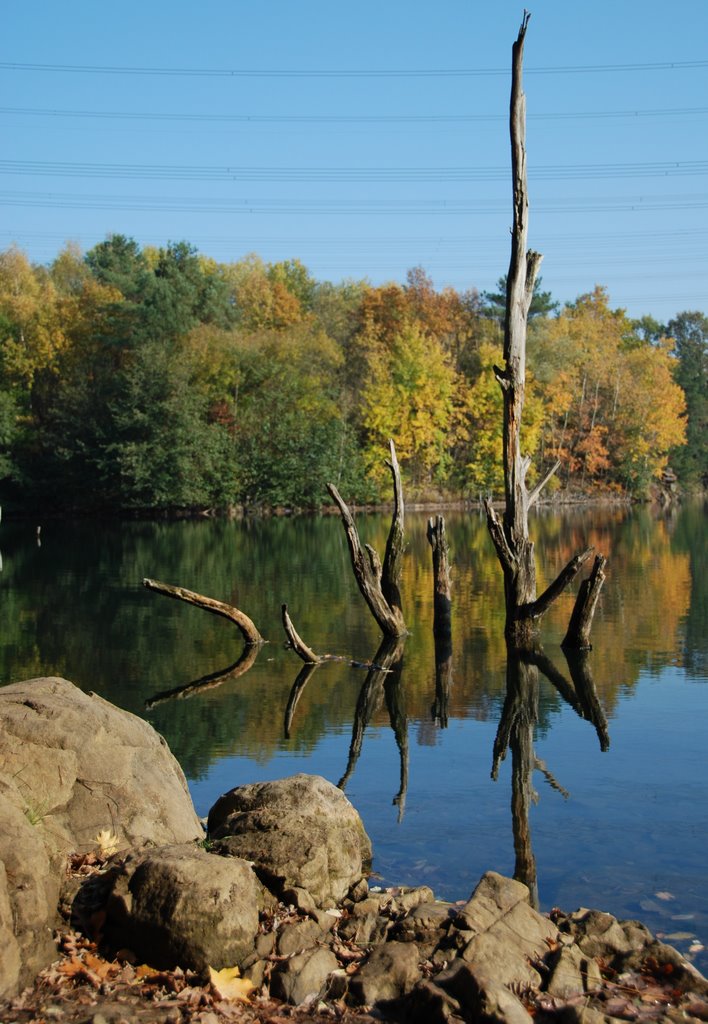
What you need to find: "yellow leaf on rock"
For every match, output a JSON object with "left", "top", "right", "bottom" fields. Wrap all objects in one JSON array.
[
  {"left": 208, "top": 964, "right": 255, "bottom": 1002},
  {"left": 94, "top": 828, "right": 119, "bottom": 857}
]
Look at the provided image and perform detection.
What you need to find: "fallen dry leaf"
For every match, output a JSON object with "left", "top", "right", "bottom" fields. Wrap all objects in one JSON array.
[{"left": 208, "top": 964, "right": 255, "bottom": 1002}]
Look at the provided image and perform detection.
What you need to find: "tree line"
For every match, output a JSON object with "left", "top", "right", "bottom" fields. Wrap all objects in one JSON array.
[{"left": 0, "top": 236, "right": 704, "bottom": 513}]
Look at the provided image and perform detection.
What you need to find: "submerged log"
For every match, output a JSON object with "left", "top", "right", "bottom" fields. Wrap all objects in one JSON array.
[
  {"left": 143, "top": 578, "right": 264, "bottom": 646},
  {"left": 327, "top": 438, "right": 406, "bottom": 638},
  {"left": 427, "top": 514, "right": 452, "bottom": 638},
  {"left": 562, "top": 554, "right": 607, "bottom": 650}
]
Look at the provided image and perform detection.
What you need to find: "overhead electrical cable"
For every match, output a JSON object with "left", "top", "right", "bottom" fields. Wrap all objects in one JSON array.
[
  {"left": 1, "top": 59, "right": 706, "bottom": 78},
  {"left": 2, "top": 104, "right": 707, "bottom": 124},
  {"left": 2, "top": 158, "right": 706, "bottom": 182}
]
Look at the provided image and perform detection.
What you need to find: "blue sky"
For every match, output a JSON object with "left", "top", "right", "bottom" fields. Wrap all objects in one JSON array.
[{"left": 3, "top": 0, "right": 707, "bottom": 323}]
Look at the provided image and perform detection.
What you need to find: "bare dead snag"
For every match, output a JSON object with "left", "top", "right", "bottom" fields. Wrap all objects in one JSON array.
[
  {"left": 143, "top": 577, "right": 264, "bottom": 646},
  {"left": 281, "top": 604, "right": 321, "bottom": 664},
  {"left": 486, "top": 14, "right": 600, "bottom": 648},
  {"left": 327, "top": 438, "right": 406, "bottom": 637},
  {"left": 427, "top": 514, "right": 452, "bottom": 638},
  {"left": 562, "top": 554, "right": 607, "bottom": 650}
]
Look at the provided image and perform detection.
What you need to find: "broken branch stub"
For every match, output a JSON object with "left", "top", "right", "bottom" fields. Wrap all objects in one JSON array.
[
  {"left": 142, "top": 577, "right": 264, "bottom": 646},
  {"left": 562, "top": 554, "right": 607, "bottom": 650},
  {"left": 327, "top": 438, "right": 406, "bottom": 638},
  {"left": 281, "top": 604, "right": 321, "bottom": 664}
]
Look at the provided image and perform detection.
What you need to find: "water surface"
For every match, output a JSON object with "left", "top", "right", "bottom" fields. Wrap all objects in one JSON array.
[{"left": 1, "top": 502, "right": 705, "bottom": 970}]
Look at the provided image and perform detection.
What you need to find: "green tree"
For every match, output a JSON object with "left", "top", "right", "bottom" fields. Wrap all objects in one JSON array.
[
  {"left": 481, "top": 274, "right": 559, "bottom": 323},
  {"left": 666, "top": 311, "right": 708, "bottom": 487}
]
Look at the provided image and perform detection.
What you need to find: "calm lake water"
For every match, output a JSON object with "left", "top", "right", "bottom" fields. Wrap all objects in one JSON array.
[{"left": 1, "top": 501, "right": 706, "bottom": 971}]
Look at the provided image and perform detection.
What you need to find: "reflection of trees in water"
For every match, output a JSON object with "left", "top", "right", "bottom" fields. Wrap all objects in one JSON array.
[{"left": 492, "top": 643, "right": 610, "bottom": 908}]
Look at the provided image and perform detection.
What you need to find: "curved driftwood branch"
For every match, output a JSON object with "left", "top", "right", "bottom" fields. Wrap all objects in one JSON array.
[
  {"left": 327, "top": 438, "right": 406, "bottom": 637},
  {"left": 281, "top": 604, "right": 321, "bottom": 664},
  {"left": 562, "top": 554, "right": 607, "bottom": 650},
  {"left": 143, "top": 577, "right": 264, "bottom": 646},
  {"left": 427, "top": 514, "right": 452, "bottom": 638}
]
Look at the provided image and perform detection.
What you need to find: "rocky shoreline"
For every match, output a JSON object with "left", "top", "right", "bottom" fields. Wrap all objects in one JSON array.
[{"left": 2, "top": 677, "right": 706, "bottom": 1024}]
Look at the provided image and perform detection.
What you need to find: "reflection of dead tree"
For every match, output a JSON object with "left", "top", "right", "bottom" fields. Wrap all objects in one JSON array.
[
  {"left": 492, "top": 649, "right": 540, "bottom": 907},
  {"left": 327, "top": 439, "right": 406, "bottom": 638},
  {"left": 492, "top": 639, "right": 611, "bottom": 906},
  {"left": 527, "top": 647, "right": 609, "bottom": 752},
  {"left": 338, "top": 637, "right": 406, "bottom": 802},
  {"left": 431, "top": 632, "right": 453, "bottom": 729},
  {"left": 144, "top": 643, "right": 260, "bottom": 709},
  {"left": 284, "top": 663, "right": 318, "bottom": 739},
  {"left": 385, "top": 655, "right": 409, "bottom": 822},
  {"left": 143, "top": 578, "right": 264, "bottom": 646},
  {"left": 427, "top": 515, "right": 452, "bottom": 638},
  {"left": 485, "top": 14, "right": 604, "bottom": 650}
]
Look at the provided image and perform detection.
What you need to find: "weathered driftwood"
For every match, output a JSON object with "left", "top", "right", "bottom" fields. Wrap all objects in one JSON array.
[
  {"left": 144, "top": 645, "right": 260, "bottom": 709},
  {"left": 427, "top": 514, "right": 452, "bottom": 638},
  {"left": 327, "top": 438, "right": 406, "bottom": 638},
  {"left": 281, "top": 604, "right": 321, "bottom": 664},
  {"left": 485, "top": 14, "right": 602, "bottom": 647},
  {"left": 562, "top": 554, "right": 607, "bottom": 650},
  {"left": 143, "top": 577, "right": 264, "bottom": 646}
]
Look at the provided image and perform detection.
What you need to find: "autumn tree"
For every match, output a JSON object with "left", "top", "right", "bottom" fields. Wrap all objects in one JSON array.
[{"left": 531, "top": 287, "right": 686, "bottom": 492}]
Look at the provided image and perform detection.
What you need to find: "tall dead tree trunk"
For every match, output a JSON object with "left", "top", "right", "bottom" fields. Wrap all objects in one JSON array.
[
  {"left": 485, "top": 14, "right": 597, "bottom": 648},
  {"left": 328, "top": 438, "right": 406, "bottom": 637}
]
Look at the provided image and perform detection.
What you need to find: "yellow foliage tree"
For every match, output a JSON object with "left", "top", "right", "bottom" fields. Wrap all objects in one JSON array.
[{"left": 361, "top": 322, "right": 463, "bottom": 489}]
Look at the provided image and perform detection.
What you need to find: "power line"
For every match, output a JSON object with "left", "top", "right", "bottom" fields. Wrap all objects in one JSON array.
[
  {"left": 1, "top": 59, "right": 706, "bottom": 78},
  {"left": 1, "top": 188, "right": 706, "bottom": 215},
  {"left": 2, "top": 159, "right": 707, "bottom": 183},
  {"left": 3, "top": 105, "right": 708, "bottom": 124}
]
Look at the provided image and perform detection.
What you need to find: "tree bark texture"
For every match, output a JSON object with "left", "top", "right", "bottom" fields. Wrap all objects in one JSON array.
[
  {"left": 328, "top": 438, "right": 406, "bottom": 637},
  {"left": 143, "top": 577, "right": 264, "bottom": 646},
  {"left": 427, "top": 514, "right": 452, "bottom": 638}
]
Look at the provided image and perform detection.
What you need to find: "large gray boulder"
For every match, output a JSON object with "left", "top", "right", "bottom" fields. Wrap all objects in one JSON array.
[
  {"left": 208, "top": 773, "right": 372, "bottom": 906},
  {"left": 0, "top": 677, "right": 203, "bottom": 998}
]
